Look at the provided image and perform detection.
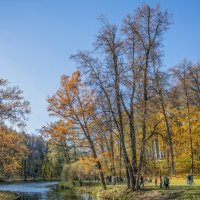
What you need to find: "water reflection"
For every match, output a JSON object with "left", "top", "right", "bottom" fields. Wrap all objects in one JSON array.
[
  {"left": 0, "top": 182, "right": 94, "bottom": 200},
  {"left": 20, "top": 190, "right": 94, "bottom": 200}
]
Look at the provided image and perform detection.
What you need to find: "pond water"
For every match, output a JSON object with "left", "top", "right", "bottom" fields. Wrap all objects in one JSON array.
[{"left": 0, "top": 182, "right": 95, "bottom": 200}]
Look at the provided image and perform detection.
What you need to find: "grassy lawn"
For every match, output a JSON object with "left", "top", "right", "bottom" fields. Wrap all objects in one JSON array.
[
  {"left": 59, "top": 177, "right": 200, "bottom": 199},
  {"left": 139, "top": 177, "right": 200, "bottom": 199}
]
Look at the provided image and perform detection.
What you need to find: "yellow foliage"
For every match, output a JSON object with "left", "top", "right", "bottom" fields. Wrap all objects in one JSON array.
[{"left": 0, "top": 127, "right": 28, "bottom": 176}]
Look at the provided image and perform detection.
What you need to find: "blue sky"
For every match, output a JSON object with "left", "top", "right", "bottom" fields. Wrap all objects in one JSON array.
[{"left": 1, "top": 0, "right": 200, "bottom": 133}]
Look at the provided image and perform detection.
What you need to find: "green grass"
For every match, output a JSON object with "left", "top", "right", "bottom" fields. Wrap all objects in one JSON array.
[
  {"left": 139, "top": 177, "right": 200, "bottom": 200},
  {"left": 59, "top": 177, "right": 200, "bottom": 200}
]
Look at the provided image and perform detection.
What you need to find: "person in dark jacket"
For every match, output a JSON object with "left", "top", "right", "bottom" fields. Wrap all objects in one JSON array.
[
  {"left": 155, "top": 177, "right": 158, "bottom": 187},
  {"left": 164, "top": 176, "right": 169, "bottom": 188},
  {"left": 140, "top": 176, "right": 144, "bottom": 187}
]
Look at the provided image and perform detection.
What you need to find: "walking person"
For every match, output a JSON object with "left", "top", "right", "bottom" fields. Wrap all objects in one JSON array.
[
  {"left": 155, "top": 177, "right": 158, "bottom": 187},
  {"left": 140, "top": 176, "right": 144, "bottom": 187},
  {"left": 187, "top": 174, "right": 194, "bottom": 185},
  {"left": 112, "top": 176, "right": 116, "bottom": 185},
  {"left": 164, "top": 176, "right": 169, "bottom": 188}
]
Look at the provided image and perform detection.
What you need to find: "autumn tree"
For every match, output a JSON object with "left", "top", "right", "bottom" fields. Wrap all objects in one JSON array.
[
  {"left": 0, "top": 126, "right": 28, "bottom": 178},
  {"left": 152, "top": 70, "right": 175, "bottom": 174},
  {"left": 171, "top": 60, "right": 199, "bottom": 174},
  {"left": 41, "top": 120, "right": 76, "bottom": 164},
  {"left": 47, "top": 71, "right": 107, "bottom": 189},
  {"left": 0, "top": 78, "right": 30, "bottom": 127},
  {"left": 40, "top": 3, "right": 200, "bottom": 191},
  {"left": 71, "top": 4, "right": 170, "bottom": 190},
  {"left": 0, "top": 78, "right": 30, "bottom": 178}
]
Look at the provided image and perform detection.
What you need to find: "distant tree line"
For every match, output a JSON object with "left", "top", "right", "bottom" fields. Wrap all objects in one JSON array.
[{"left": 0, "top": 78, "right": 64, "bottom": 181}]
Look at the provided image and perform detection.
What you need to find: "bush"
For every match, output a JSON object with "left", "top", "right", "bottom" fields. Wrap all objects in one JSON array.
[{"left": 61, "top": 161, "right": 96, "bottom": 181}]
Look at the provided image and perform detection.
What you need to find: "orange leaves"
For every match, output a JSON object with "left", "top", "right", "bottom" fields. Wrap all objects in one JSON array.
[
  {"left": 80, "top": 156, "right": 98, "bottom": 173},
  {"left": 80, "top": 156, "right": 98, "bottom": 165},
  {"left": 0, "top": 127, "right": 28, "bottom": 175},
  {"left": 47, "top": 70, "right": 98, "bottom": 145},
  {"left": 47, "top": 70, "right": 96, "bottom": 121},
  {"left": 78, "top": 139, "right": 89, "bottom": 147},
  {"left": 47, "top": 70, "right": 108, "bottom": 177},
  {"left": 61, "top": 71, "right": 81, "bottom": 93},
  {"left": 41, "top": 120, "right": 76, "bottom": 145}
]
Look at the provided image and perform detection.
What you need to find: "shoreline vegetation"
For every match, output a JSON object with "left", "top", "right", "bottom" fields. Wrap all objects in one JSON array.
[
  {"left": 58, "top": 177, "right": 200, "bottom": 200},
  {"left": 0, "top": 191, "right": 20, "bottom": 200},
  {"left": 0, "top": 178, "right": 60, "bottom": 183}
]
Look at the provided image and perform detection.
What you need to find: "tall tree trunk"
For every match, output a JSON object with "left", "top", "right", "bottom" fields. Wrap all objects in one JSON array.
[
  {"left": 161, "top": 102, "right": 175, "bottom": 175},
  {"left": 126, "top": 166, "right": 130, "bottom": 189},
  {"left": 23, "top": 159, "right": 27, "bottom": 182},
  {"left": 88, "top": 136, "right": 107, "bottom": 189},
  {"left": 155, "top": 69, "right": 175, "bottom": 174},
  {"left": 110, "top": 132, "right": 116, "bottom": 176},
  {"left": 96, "top": 160, "right": 107, "bottom": 189},
  {"left": 129, "top": 120, "right": 137, "bottom": 174},
  {"left": 136, "top": 57, "right": 148, "bottom": 190},
  {"left": 112, "top": 44, "right": 135, "bottom": 191},
  {"left": 186, "top": 94, "right": 194, "bottom": 174},
  {"left": 119, "top": 141, "right": 122, "bottom": 178}
]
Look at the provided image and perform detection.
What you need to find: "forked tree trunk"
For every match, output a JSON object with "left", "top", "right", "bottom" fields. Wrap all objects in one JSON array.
[{"left": 88, "top": 136, "right": 107, "bottom": 189}]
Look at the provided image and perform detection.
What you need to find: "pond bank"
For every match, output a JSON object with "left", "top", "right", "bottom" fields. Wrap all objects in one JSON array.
[
  {"left": 0, "top": 191, "right": 20, "bottom": 200},
  {"left": 0, "top": 178, "right": 60, "bottom": 183},
  {"left": 58, "top": 182, "right": 200, "bottom": 200},
  {"left": 0, "top": 181, "right": 94, "bottom": 200}
]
